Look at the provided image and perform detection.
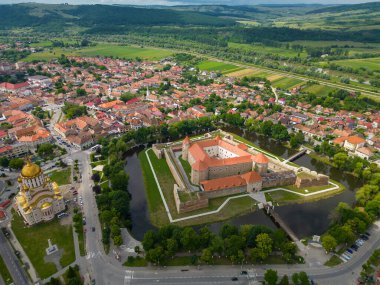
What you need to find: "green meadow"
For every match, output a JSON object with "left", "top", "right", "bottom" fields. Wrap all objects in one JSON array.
[
  {"left": 229, "top": 42, "right": 307, "bottom": 58},
  {"left": 23, "top": 44, "right": 173, "bottom": 62},
  {"left": 331, "top": 57, "right": 380, "bottom": 72},
  {"left": 272, "top": 77, "right": 304, "bottom": 89},
  {"left": 197, "top": 60, "right": 241, "bottom": 73}
]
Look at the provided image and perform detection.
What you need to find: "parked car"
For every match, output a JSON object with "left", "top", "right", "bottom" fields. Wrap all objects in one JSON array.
[
  {"left": 347, "top": 248, "right": 353, "bottom": 254},
  {"left": 231, "top": 277, "right": 238, "bottom": 281},
  {"left": 360, "top": 234, "right": 369, "bottom": 241},
  {"left": 351, "top": 244, "right": 359, "bottom": 251},
  {"left": 240, "top": 271, "right": 248, "bottom": 275}
]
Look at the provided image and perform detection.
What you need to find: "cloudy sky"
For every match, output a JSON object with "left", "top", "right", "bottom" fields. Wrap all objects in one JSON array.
[{"left": 1, "top": 0, "right": 377, "bottom": 5}]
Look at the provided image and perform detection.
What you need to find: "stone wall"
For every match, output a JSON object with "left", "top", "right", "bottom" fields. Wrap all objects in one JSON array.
[
  {"left": 208, "top": 162, "right": 253, "bottom": 180},
  {"left": 295, "top": 174, "right": 329, "bottom": 189},
  {"left": 202, "top": 185, "right": 246, "bottom": 199},
  {"left": 152, "top": 144, "right": 164, "bottom": 159},
  {"left": 164, "top": 149, "right": 186, "bottom": 189},
  {"left": 262, "top": 171, "right": 296, "bottom": 188},
  {"left": 173, "top": 185, "right": 208, "bottom": 213}
]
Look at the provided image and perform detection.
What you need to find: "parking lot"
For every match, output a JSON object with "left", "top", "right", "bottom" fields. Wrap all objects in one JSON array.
[{"left": 339, "top": 232, "right": 371, "bottom": 263}]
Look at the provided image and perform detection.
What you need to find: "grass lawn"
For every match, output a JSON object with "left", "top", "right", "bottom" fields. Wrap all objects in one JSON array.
[
  {"left": 0, "top": 256, "right": 13, "bottom": 285},
  {"left": 302, "top": 84, "right": 336, "bottom": 96},
  {"left": 123, "top": 256, "right": 147, "bottom": 267},
  {"left": 197, "top": 60, "right": 240, "bottom": 73},
  {"left": 23, "top": 44, "right": 172, "bottom": 62},
  {"left": 48, "top": 168, "right": 71, "bottom": 185},
  {"left": 324, "top": 255, "right": 342, "bottom": 267},
  {"left": 272, "top": 77, "right": 304, "bottom": 90},
  {"left": 11, "top": 212, "right": 75, "bottom": 279},
  {"left": 265, "top": 179, "right": 345, "bottom": 204},
  {"left": 138, "top": 150, "right": 170, "bottom": 226},
  {"left": 331, "top": 57, "right": 380, "bottom": 72}
]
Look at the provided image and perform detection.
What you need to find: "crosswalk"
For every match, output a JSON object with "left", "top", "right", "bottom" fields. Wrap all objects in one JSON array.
[
  {"left": 85, "top": 251, "right": 102, "bottom": 260},
  {"left": 124, "top": 270, "right": 134, "bottom": 285}
]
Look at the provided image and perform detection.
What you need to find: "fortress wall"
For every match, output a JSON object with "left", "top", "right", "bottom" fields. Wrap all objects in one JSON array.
[
  {"left": 152, "top": 144, "right": 163, "bottom": 159},
  {"left": 295, "top": 174, "right": 329, "bottom": 189},
  {"left": 164, "top": 149, "right": 186, "bottom": 189},
  {"left": 262, "top": 171, "right": 296, "bottom": 188},
  {"left": 202, "top": 185, "right": 246, "bottom": 199},
  {"left": 173, "top": 184, "right": 208, "bottom": 213}
]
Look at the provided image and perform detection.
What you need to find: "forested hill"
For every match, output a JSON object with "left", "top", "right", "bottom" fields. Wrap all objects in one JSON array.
[
  {"left": 306, "top": 2, "right": 380, "bottom": 14},
  {"left": 0, "top": 3, "right": 234, "bottom": 31}
]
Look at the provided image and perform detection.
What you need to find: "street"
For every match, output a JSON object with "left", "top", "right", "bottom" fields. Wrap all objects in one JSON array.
[{"left": 0, "top": 231, "right": 31, "bottom": 285}]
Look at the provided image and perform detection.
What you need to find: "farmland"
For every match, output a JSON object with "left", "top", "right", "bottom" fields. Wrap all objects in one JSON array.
[
  {"left": 228, "top": 42, "right": 307, "bottom": 58},
  {"left": 23, "top": 44, "right": 172, "bottom": 62},
  {"left": 271, "top": 77, "right": 304, "bottom": 90},
  {"left": 330, "top": 57, "right": 380, "bottom": 72},
  {"left": 196, "top": 60, "right": 242, "bottom": 74},
  {"left": 302, "top": 84, "right": 336, "bottom": 96}
]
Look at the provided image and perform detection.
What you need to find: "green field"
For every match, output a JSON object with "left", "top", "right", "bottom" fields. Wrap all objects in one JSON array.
[
  {"left": 0, "top": 256, "right": 13, "bottom": 285},
  {"left": 48, "top": 168, "right": 71, "bottom": 185},
  {"left": 197, "top": 60, "right": 241, "bottom": 73},
  {"left": 229, "top": 42, "right": 307, "bottom": 58},
  {"left": 272, "top": 77, "right": 304, "bottom": 90},
  {"left": 302, "top": 84, "right": 336, "bottom": 96},
  {"left": 11, "top": 213, "right": 75, "bottom": 279},
  {"left": 23, "top": 44, "right": 173, "bottom": 62},
  {"left": 330, "top": 57, "right": 380, "bottom": 72}
]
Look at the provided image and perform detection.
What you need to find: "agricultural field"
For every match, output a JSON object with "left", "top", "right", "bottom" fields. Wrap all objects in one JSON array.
[
  {"left": 271, "top": 77, "right": 304, "bottom": 90},
  {"left": 228, "top": 42, "right": 306, "bottom": 58},
  {"left": 23, "top": 44, "right": 173, "bottom": 62},
  {"left": 301, "top": 84, "right": 336, "bottom": 96},
  {"left": 196, "top": 60, "right": 241, "bottom": 73},
  {"left": 330, "top": 57, "right": 380, "bottom": 72}
]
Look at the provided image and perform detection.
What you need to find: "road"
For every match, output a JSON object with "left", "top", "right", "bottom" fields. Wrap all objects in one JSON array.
[
  {"left": 71, "top": 147, "right": 380, "bottom": 285},
  {"left": 0, "top": 231, "right": 31, "bottom": 285}
]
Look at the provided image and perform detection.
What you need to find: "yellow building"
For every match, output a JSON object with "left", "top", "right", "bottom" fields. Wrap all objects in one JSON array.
[{"left": 14, "top": 159, "right": 65, "bottom": 225}]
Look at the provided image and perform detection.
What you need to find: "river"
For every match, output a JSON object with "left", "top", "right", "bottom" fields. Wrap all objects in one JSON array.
[{"left": 124, "top": 130, "right": 361, "bottom": 240}]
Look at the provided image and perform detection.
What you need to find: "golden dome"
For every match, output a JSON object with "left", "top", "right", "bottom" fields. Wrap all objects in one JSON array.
[
  {"left": 41, "top": 202, "right": 52, "bottom": 210},
  {"left": 18, "top": 177, "right": 22, "bottom": 183},
  {"left": 22, "top": 184, "right": 29, "bottom": 191},
  {"left": 21, "top": 160, "right": 41, "bottom": 178},
  {"left": 17, "top": 195, "right": 26, "bottom": 205}
]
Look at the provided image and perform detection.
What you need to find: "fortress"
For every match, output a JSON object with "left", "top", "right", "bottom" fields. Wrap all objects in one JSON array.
[
  {"left": 183, "top": 135, "right": 267, "bottom": 192},
  {"left": 152, "top": 131, "right": 329, "bottom": 213}
]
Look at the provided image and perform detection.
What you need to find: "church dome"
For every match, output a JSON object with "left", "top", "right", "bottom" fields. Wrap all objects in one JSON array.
[{"left": 21, "top": 160, "right": 41, "bottom": 178}]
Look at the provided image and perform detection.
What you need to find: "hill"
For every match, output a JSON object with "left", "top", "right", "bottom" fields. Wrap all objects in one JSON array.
[{"left": 0, "top": 3, "right": 234, "bottom": 32}]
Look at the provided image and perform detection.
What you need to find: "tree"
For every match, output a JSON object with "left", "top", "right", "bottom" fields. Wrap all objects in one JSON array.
[
  {"left": 166, "top": 238, "right": 178, "bottom": 257},
  {"left": 113, "top": 235, "right": 123, "bottom": 246},
  {"left": 355, "top": 185, "right": 379, "bottom": 206},
  {"left": 298, "top": 272, "right": 311, "bottom": 285},
  {"left": 146, "top": 246, "right": 164, "bottom": 265},
  {"left": 0, "top": 157, "right": 9, "bottom": 167},
  {"left": 264, "top": 269, "right": 278, "bottom": 285},
  {"left": 255, "top": 233, "right": 273, "bottom": 261},
  {"left": 91, "top": 172, "right": 100, "bottom": 182},
  {"left": 180, "top": 227, "right": 199, "bottom": 252},
  {"left": 321, "top": 234, "right": 337, "bottom": 253},
  {"left": 333, "top": 152, "right": 348, "bottom": 169},
  {"left": 92, "top": 185, "right": 101, "bottom": 194},
  {"left": 220, "top": 224, "right": 238, "bottom": 239},
  {"left": 279, "top": 275, "right": 290, "bottom": 285},
  {"left": 142, "top": 230, "right": 156, "bottom": 251},
  {"left": 9, "top": 158, "right": 24, "bottom": 170},
  {"left": 200, "top": 248, "right": 213, "bottom": 264},
  {"left": 110, "top": 171, "right": 129, "bottom": 192}
]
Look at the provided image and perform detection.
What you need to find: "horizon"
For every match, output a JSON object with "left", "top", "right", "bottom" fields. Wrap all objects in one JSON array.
[{"left": 2, "top": 0, "right": 380, "bottom": 5}]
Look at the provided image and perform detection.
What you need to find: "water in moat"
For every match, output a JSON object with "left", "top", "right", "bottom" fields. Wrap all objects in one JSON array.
[{"left": 125, "top": 129, "right": 361, "bottom": 241}]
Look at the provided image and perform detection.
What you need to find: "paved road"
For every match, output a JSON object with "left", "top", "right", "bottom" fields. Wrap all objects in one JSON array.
[
  {"left": 0, "top": 231, "right": 31, "bottom": 285},
  {"left": 71, "top": 149, "right": 380, "bottom": 285}
]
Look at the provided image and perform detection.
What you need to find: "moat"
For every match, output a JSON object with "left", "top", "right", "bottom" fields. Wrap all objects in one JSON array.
[{"left": 125, "top": 129, "right": 361, "bottom": 241}]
